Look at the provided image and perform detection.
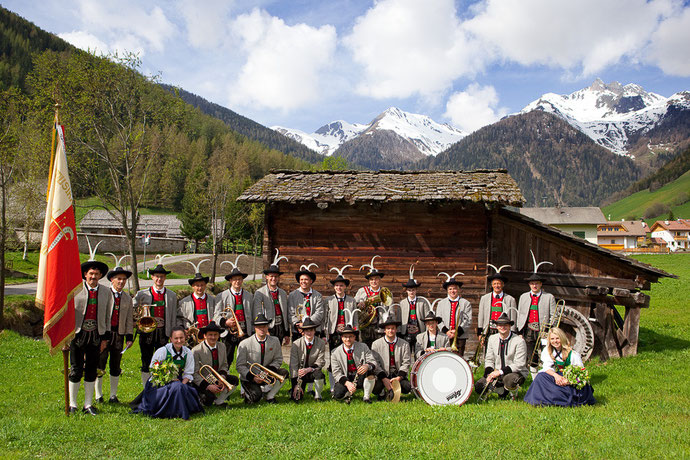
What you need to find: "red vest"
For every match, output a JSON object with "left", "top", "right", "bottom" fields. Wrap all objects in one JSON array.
[
  {"left": 491, "top": 294, "right": 503, "bottom": 321},
  {"left": 111, "top": 292, "right": 121, "bottom": 328},
  {"left": 192, "top": 295, "right": 209, "bottom": 327},
  {"left": 337, "top": 298, "right": 346, "bottom": 325},
  {"left": 270, "top": 290, "right": 282, "bottom": 316},
  {"left": 151, "top": 288, "right": 166, "bottom": 320},
  {"left": 232, "top": 291, "right": 245, "bottom": 322},
  {"left": 449, "top": 300, "right": 459, "bottom": 330},
  {"left": 529, "top": 293, "right": 541, "bottom": 324},
  {"left": 84, "top": 289, "right": 98, "bottom": 321}
]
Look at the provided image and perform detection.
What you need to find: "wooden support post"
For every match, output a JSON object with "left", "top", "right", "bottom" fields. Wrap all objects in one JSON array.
[
  {"left": 593, "top": 303, "right": 621, "bottom": 360},
  {"left": 622, "top": 307, "right": 641, "bottom": 357}
]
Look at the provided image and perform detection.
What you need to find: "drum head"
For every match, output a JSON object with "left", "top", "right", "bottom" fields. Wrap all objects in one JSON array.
[{"left": 412, "top": 350, "right": 473, "bottom": 406}]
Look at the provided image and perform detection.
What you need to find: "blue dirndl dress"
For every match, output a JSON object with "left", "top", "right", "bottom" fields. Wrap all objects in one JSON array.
[
  {"left": 524, "top": 350, "right": 595, "bottom": 407},
  {"left": 133, "top": 346, "right": 203, "bottom": 420}
]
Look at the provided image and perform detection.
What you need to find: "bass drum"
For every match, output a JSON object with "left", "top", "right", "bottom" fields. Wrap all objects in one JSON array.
[
  {"left": 411, "top": 349, "right": 473, "bottom": 406},
  {"left": 559, "top": 306, "right": 595, "bottom": 361}
]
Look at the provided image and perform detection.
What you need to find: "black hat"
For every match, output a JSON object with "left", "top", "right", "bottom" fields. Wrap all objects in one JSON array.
[
  {"left": 443, "top": 278, "right": 463, "bottom": 289},
  {"left": 107, "top": 266, "right": 132, "bottom": 281},
  {"left": 300, "top": 317, "right": 318, "bottom": 330},
  {"left": 380, "top": 315, "right": 401, "bottom": 327},
  {"left": 402, "top": 278, "right": 421, "bottom": 288},
  {"left": 361, "top": 255, "right": 384, "bottom": 279},
  {"left": 295, "top": 264, "right": 318, "bottom": 282},
  {"left": 253, "top": 312, "right": 270, "bottom": 326},
  {"left": 81, "top": 260, "right": 109, "bottom": 280},
  {"left": 494, "top": 312, "right": 514, "bottom": 326},
  {"left": 264, "top": 248, "right": 287, "bottom": 276},
  {"left": 188, "top": 272, "right": 210, "bottom": 286},
  {"left": 487, "top": 273, "right": 508, "bottom": 283},
  {"left": 149, "top": 264, "right": 171, "bottom": 275},
  {"left": 225, "top": 267, "right": 248, "bottom": 281},
  {"left": 421, "top": 310, "right": 442, "bottom": 323},
  {"left": 524, "top": 273, "right": 546, "bottom": 282},
  {"left": 525, "top": 250, "right": 552, "bottom": 283},
  {"left": 340, "top": 324, "right": 358, "bottom": 336},
  {"left": 329, "top": 274, "right": 350, "bottom": 286},
  {"left": 199, "top": 321, "right": 224, "bottom": 337}
]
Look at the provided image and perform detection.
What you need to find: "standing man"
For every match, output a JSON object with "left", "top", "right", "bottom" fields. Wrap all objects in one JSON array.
[
  {"left": 236, "top": 313, "right": 288, "bottom": 404},
  {"left": 192, "top": 322, "right": 239, "bottom": 407},
  {"left": 436, "top": 272, "right": 472, "bottom": 356},
  {"left": 252, "top": 251, "right": 290, "bottom": 345},
  {"left": 399, "top": 265, "right": 430, "bottom": 350},
  {"left": 517, "top": 272, "right": 556, "bottom": 375},
  {"left": 95, "top": 265, "right": 133, "bottom": 404},
  {"left": 474, "top": 313, "right": 528, "bottom": 399},
  {"left": 69, "top": 257, "right": 110, "bottom": 415},
  {"left": 414, "top": 311, "right": 449, "bottom": 359},
  {"left": 133, "top": 262, "right": 178, "bottom": 386},
  {"left": 288, "top": 264, "right": 324, "bottom": 341},
  {"left": 178, "top": 271, "right": 217, "bottom": 331},
  {"left": 478, "top": 266, "right": 517, "bottom": 340},
  {"left": 371, "top": 316, "right": 412, "bottom": 400},
  {"left": 355, "top": 256, "right": 391, "bottom": 347},
  {"left": 330, "top": 324, "right": 377, "bottom": 403},
  {"left": 289, "top": 317, "right": 326, "bottom": 402},
  {"left": 215, "top": 263, "right": 253, "bottom": 365}
]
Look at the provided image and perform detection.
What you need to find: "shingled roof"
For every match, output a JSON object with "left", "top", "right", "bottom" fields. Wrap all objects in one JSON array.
[{"left": 238, "top": 169, "right": 525, "bottom": 205}]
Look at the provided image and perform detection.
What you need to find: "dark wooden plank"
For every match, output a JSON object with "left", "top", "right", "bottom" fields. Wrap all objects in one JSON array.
[{"left": 622, "top": 307, "right": 641, "bottom": 357}]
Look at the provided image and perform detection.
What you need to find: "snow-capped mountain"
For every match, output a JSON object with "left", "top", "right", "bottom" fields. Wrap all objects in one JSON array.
[
  {"left": 520, "top": 79, "right": 690, "bottom": 156},
  {"left": 272, "top": 107, "right": 467, "bottom": 158}
]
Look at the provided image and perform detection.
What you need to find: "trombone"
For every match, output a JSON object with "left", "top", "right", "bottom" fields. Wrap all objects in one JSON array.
[{"left": 249, "top": 363, "right": 286, "bottom": 386}]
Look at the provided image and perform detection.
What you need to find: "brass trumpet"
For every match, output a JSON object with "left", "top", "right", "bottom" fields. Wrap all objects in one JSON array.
[
  {"left": 199, "top": 364, "right": 235, "bottom": 391},
  {"left": 249, "top": 363, "right": 286, "bottom": 386},
  {"left": 135, "top": 304, "right": 157, "bottom": 333},
  {"left": 219, "top": 306, "right": 245, "bottom": 338},
  {"left": 451, "top": 309, "right": 470, "bottom": 353}
]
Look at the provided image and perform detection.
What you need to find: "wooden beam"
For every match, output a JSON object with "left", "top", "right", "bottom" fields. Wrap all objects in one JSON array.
[
  {"left": 501, "top": 270, "right": 643, "bottom": 291},
  {"left": 622, "top": 307, "right": 641, "bottom": 357},
  {"left": 586, "top": 286, "right": 609, "bottom": 296},
  {"left": 594, "top": 303, "right": 621, "bottom": 359}
]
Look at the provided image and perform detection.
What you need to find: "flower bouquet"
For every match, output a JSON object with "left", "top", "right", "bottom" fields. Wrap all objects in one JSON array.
[
  {"left": 562, "top": 365, "right": 590, "bottom": 389},
  {"left": 150, "top": 357, "right": 179, "bottom": 387}
]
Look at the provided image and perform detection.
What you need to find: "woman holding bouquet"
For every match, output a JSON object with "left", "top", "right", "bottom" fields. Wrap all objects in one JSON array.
[
  {"left": 132, "top": 326, "right": 203, "bottom": 419},
  {"left": 524, "top": 327, "right": 595, "bottom": 407}
]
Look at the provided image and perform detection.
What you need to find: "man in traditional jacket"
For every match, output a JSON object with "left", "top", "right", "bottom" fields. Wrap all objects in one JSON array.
[
  {"left": 478, "top": 271, "right": 517, "bottom": 340},
  {"left": 288, "top": 265, "right": 324, "bottom": 341},
  {"left": 69, "top": 258, "right": 110, "bottom": 415},
  {"left": 399, "top": 270, "right": 430, "bottom": 350},
  {"left": 330, "top": 325, "right": 377, "bottom": 403},
  {"left": 192, "top": 322, "right": 239, "bottom": 407},
  {"left": 414, "top": 310, "right": 450, "bottom": 359},
  {"left": 289, "top": 317, "right": 326, "bottom": 402},
  {"left": 371, "top": 316, "right": 412, "bottom": 400},
  {"left": 354, "top": 262, "right": 389, "bottom": 347},
  {"left": 178, "top": 271, "right": 217, "bottom": 331},
  {"left": 235, "top": 313, "right": 288, "bottom": 404},
  {"left": 133, "top": 263, "right": 178, "bottom": 386},
  {"left": 474, "top": 313, "right": 528, "bottom": 399},
  {"left": 252, "top": 263, "right": 290, "bottom": 345},
  {"left": 95, "top": 265, "right": 133, "bottom": 404},
  {"left": 436, "top": 273, "right": 472, "bottom": 356},
  {"left": 517, "top": 273, "right": 557, "bottom": 374},
  {"left": 215, "top": 265, "right": 253, "bottom": 365}
]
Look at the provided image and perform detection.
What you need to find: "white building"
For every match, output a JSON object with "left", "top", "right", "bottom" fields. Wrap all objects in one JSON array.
[
  {"left": 597, "top": 220, "right": 649, "bottom": 250},
  {"left": 518, "top": 207, "right": 606, "bottom": 244},
  {"left": 650, "top": 219, "right": 690, "bottom": 252}
]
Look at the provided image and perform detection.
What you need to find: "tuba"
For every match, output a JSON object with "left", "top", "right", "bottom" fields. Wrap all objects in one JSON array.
[
  {"left": 359, "top": 288, "right": 393, "bottom": 329},
  {"left": 249, "top": 363, "right": 286, "bottom": 386},
  {"left": 135, "top": 304, "right": 157, "bottom": 333},
  {"left": 199, "top": 364, "right": 235, "bottom": 391}
]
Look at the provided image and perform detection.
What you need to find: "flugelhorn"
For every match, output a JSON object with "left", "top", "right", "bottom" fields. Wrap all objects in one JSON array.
[
  {"left": 199, "top": 364, "right": 235, "bottom": 391},
  {"left": 135, "top": 304, "right": 157, "bottom": 333},
  {"left": 249, "top": 363, "right": 286, "bottom": 386},
  {"left": 219, "top": 306, "right": 245, "bottom": 338}
]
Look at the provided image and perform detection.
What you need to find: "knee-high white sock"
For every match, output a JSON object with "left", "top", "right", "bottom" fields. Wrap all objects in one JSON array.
[
  {"left": 95, "top": 377, "right": 103, "bottom": 400},
  {"left": 109, "top": 375, "right": 120, "bottom": 398},
  {"left": 314, "top": 379, "right": 324, "bottom": 399},
  {"left": 328, "top": 372, "right": 335, "bottom": 394},
  {"left": 363, "top": 376, "right": 375, "bottom": 399},
  {"left": 68, "top": 381, "right": 80, "bottom": 408},
  {"left": 214, "top": 389, "right": 229, "bottom": 405},
  {"left": 266, "top": 379, "right": 285, "bottom": 400},
  {"left": 530, "top": 366, "right": 537, "bottom": 380},
  {"left": 83, "top": 381, "right": 95, "bottom": 408},
  {"left": 306, "top": 382, "right": 313, "bottom": 393},
  {"left": 141, "top": 372, "right": 151, "bottom": 386}
]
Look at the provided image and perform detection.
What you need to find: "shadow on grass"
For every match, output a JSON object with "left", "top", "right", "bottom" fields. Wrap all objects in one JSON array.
[
  {"left": 590, "top": 374, "right": 608, "bottom": 386},
  {"left": 638, "top": 327, "right": 690, "bottom": 353}
]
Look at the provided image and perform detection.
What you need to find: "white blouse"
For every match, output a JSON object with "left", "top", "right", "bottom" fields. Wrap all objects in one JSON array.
[
  {"left": 150, "top": 343, "right": 195, "bottom": 381},
  {"left": 539, "top": 347, "right": 584, "bottom": 373}
]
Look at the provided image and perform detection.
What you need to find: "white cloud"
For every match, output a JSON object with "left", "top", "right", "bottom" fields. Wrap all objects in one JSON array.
[
  {"left": 444, "top": 84, "right": 508, "bottom": 133},
  {"left": 227, "top": 9, "right": 337, "bottom": 112},
  {"left": 464, "top": 0, "right": 677, "bottom": 76},
  {"left": 343, "top": 0, "right": 483, "bottom": 100},
  {"left": 58, "top": 30, "right": 109, "bottom": 55},
  {"left": 646, "top": 6, "right": 690, "bottom": 76},
  {"left": 178, "top": 0, "right": 234, "bottom": 48}
]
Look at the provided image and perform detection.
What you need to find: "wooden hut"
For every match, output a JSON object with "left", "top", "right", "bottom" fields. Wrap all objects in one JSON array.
[{"left": 238, "top": 169, "right": 673, "bottom": 360}]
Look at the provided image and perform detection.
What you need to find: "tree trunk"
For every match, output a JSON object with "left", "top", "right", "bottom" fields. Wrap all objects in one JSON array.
[
  {"left": 22, "top": 215, "right": 30, "bottom": 260},
  {"left": 127, "top": 220, "right": 140, "bottom": 293},
  {"left": 0, "top": 180, "right": 6, "bottom": 330}
]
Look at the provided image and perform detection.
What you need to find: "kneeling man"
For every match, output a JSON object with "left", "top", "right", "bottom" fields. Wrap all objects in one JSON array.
[
  {"left": 371, "top": 316, "right": 412, "bottom": 400},
  {"left": 289, "top": 317, "right": 326, "bottom": 402},
  {"left": 192, "top": 322, "right": 239, "bottom": 407}
]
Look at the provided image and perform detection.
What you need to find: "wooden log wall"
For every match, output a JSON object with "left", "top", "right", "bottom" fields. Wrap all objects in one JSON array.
[{"left": 261, "top": 200, "right": 490, "bottom": 357}]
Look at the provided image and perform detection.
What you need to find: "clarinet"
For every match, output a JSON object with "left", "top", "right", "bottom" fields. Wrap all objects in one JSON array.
[{"left": 346, "top": 356, "right": 366, "bottom": 404}]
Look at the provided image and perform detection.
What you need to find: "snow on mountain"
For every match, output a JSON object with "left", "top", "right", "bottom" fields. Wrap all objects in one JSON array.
[
  {"left": 272, "top": 107, "right": 467, "bottom": 157},
  {"left": 520, "top": 79, "right": 677, "bottom": 156}
]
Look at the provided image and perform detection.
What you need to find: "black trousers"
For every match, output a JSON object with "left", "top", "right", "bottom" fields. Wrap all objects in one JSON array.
[
  {"left": 223, "top": 334, "right": 248, "bottom": 366},
  {"left": 373, "top": 374, "right": 412, "bottom": 395},
  {"left": 290, "top": 369, "right": 323, "bottom": 400},
  {"left": 475, "top": 373, "right": 525, "bottom": 396},
  {"left": 98, "top": 333, "right": 124, "bottom": 377},
  {"left": 401, "top": 333, "right": 417, "bottom": 352},
  {"left": 69, "top": 331, "right": 100, "bottom": 383},
  {"left": 241, "top": 367, "right": 289, "bottom": 403},
  {"left": 269, "top": 321, "right": 287, "bottom": 344},
  {"left": 194, "top": 374, "right": 239, "bottom": 406},
  {"left": 139, "top": 329, "right": 168, "bottom": 372},
  {"left": 332, "top": 371, "right": 375, "bottom": 400}
]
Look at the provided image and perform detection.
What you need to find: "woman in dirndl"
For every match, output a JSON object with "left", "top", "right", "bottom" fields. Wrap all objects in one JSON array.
[
  {"left": 133, "top": 326, "right": 203, "bottom": 419},
  {"left": 524, "top": 327, "right": 595, "bottom": 407}
]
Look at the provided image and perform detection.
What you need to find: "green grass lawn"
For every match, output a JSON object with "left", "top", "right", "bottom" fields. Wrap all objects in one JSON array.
[
  {"left": 602, "top": 169, "right": 690, "bottom": 223},
  {"left": 0, "top": 255, "right": 688, "bottom": 458}
]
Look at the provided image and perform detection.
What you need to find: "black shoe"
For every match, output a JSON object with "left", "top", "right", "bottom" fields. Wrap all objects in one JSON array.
[
  {"left": 82, "top": 406, "right": 98, "bottom": 415},
  {"left": 314, "top": 397, "right": 323, "bottom": 402},
  {"left": 265, "top": 398, "right": 278, "bottom": 404},
  {"left": 363, "top": 398, "right": 372, "bottom": 404},
  {"left": 68, "top": 406, "right": 78, "bottom": 414},
  {"left": 95, "top": 397, "right": 104, "bottom": 404},
  {"left": 213, "top": 402, "right": 228, "bottom": 409},
  {"left": 108, "top": 396, "right": 119, "bottom": 404}
]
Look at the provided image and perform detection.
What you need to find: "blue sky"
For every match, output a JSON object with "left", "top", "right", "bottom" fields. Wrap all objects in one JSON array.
[{"left": 5, "top": 0, "right": 690, "bottom": 133}]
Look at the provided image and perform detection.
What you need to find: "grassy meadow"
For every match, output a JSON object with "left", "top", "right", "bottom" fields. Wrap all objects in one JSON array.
[{"left": 0, "top": 255, "right": 688, "bottom": 459}]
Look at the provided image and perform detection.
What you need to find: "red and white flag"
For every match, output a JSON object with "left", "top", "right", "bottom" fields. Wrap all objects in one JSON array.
[{"left": 36, "top": 123, "right": 82, "bottom": 354}]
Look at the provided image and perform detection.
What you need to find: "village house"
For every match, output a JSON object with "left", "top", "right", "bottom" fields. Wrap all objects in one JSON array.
[
  {"left": 518, "top": 207, "right": 606, "bottom": 244},
  {"left": 597, "top": 220, "right": 650, "bottom": 250},
  {"left": 650, "top": 219, "right": 690, "bottom": 251}
]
